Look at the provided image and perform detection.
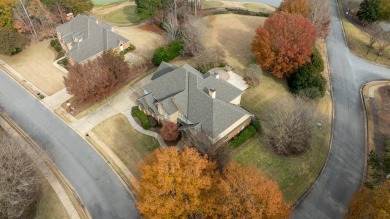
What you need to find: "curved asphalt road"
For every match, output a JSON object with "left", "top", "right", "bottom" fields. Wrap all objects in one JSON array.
[
  {"left": 292, "top": 0, "right": 390, "bottom": 218},
  {"left": 0, "top": 71, "right": 139, "bottom": 218}
]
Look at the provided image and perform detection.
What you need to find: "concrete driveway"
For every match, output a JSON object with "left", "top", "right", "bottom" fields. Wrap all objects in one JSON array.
[{"left": 292, "top": 0, "right": 390, "bottom": 218}]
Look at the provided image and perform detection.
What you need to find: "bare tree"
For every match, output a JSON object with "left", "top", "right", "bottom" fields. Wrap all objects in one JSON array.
[
  {"left": 194, "top": 46, "right": 225, "bottom": 73},
  {"left": 365, "top": 23, "right": 382, "bottom": 55},
  {"left": 376, "top": 30, "right": 390, "bottom": 60},
  {"left": 181, "top": 15, "right": 207, "bottom": 55},
  {"left": 17, "top": 0, "right": 38, "bottom": 38},
  {"left": 162, "top": 10, "right": 180, "bottom": 40},
  {"left": 308, "top": 0, "right": 330, "bottom": 38},
  {"left": 0, "top": 127, "right": 41, "bottom": 218},
  {"left": 244, "top": 64, "right": 263, "bottom": 87},
  {"left": 263, "top": 96, "right": 320, "bottom": 155}
]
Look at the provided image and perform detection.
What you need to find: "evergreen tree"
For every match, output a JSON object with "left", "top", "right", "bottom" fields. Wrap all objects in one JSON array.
[{"left": 357, "top": 0, "right": 381, "bottom": 23}]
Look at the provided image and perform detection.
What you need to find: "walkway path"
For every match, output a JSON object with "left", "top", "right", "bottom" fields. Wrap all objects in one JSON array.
[
  {"left": 292, "top": 0, "right": 390, "bottom": 218},
  {"left": 123, "top": 110, "right": 167, "bottom": 146}
]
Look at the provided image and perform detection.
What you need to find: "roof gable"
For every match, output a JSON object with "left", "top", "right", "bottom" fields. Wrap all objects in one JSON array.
[
  {"left": 56, "top": 14, "right": 129, "bottom": 63},
  {"left": 139, "top": 63, "right": 252, "bottom": 138}
]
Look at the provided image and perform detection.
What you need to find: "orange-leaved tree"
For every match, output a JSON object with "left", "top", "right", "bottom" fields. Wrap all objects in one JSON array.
[
  {"left": 347, "top": 180, "right": 390, "bottom": 218},
  {"left": 252, "top": 12, "right": 316, "bottom": 78},
  {"left": 217, "top": 162, "right": 291, "bottom": 218},
  {"left": 278, "top": 0, "right": 310, "bottom": 17},
  {"left": 136, "top": 147, "right": 219, "bottom": 218}
]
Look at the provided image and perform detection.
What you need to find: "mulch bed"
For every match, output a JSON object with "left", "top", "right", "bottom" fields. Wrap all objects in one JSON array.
[{"left": 137, "top": 23, "right": 166, "bottom": 35}]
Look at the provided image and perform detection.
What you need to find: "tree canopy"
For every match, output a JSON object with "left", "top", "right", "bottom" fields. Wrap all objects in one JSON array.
[
  {"left": 60, "top": 0, "right": 93, "bottom": 15},
  {"left": 379, "top": 0, "right": 390, "bottom": 21},
  {"left": 347, "top": 180, "right": 390, "bottom": 218},
  {"left": 64, "top": 51, "right": 132, "bottom": 104},
  {"left": 357, "top": 0, "right": 381, "bottom": 23},
  {"left": 287, "top": 48, "right": 326, "bottom": 99},
  {"left": 0, "top": 0, "right": 15, "bottom": 28},
  {"left": 0, "top": 27, "right": 28, "bottom": 55},
  {"left": 278, "top": 0, "right": 310, "bottom": 17},
  {"left": 252, "top": 12, "right": 317, "bottom": 78},
  {"left": 0, "top": 128, "right": 41, "bottom": 218},
  {"left": 136, "top": 147, "right": 291, "bottom": 218},
  {"left": 217, "top": 163, "right": 291, "bottom": 218},
  {"left": 136, "top": 147, "right": 219, "bottom": 218},
  {"left": 135, "top": 0, "right": 165, "bottom": 19}
]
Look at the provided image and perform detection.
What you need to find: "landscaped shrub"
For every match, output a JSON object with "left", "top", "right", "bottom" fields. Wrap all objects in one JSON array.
[
  {"left": 131, "top": 107, "right": 151, "bottom": 130},
  {"left": 229, "top": 125, "right": 257, "bottom": 148},
  {"left": 287, "top": 48, "right": 326, "bottom": 99},
  {"left": 152, "top": 40, "right": 183, "bottom": 65},
  {"left": 54, "top": 44, "right": 62, "bottom": 52},
  {"left": 148, "top": 116, "right": 158, "bottom": 127},
  {"left": 50, "top": 39, "right": 57, "bottom": 47},
  {"left": 119, "top": 44, "right": 136, "bottom": 56},
  {"left": 250, "top": 119, "right": 261, "bottom": 132},
  {"left": 160, "top": 122, "right": 180, "bottom": 142}
]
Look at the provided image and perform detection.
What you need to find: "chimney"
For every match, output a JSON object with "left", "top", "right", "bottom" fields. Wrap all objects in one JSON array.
[
  {"left": 209, "top": 89, "right": 216, "bottom": 99},
  {"left": 215, "top": 72, "right": 220, "bottom": 79}
]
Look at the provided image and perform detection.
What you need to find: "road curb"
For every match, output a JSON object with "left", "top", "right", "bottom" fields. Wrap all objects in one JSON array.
[
  {"left": 0, "top": 112, "right": 92, "bottom": 219},
  {"left": 292, "top": 41, "right": 335, "bottom": 209},
  {"left": 360, "top": 81, "right": 389, "bottom": 184},
  {"left": 336, "top": 0, "right": 390, "bottom": 69}
]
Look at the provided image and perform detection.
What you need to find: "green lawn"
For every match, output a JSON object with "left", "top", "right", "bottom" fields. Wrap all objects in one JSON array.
[
  {"left": 235, "top": 71, "right": 330, "bottom": 203},
  {"left": 92, "top": 114, "right": 159, "bottom": 177},
  {"left": 234, "top": 125, "right": 329, "bottom": 203},
  {"left": 202, "top": 1, "right": 224, "bottom": 8},
  {"left": 92, "top": 0, "right": 126, "bottom": 6},
  {"left": 104, "top": 5, "right": 142, "bottom": 24}
]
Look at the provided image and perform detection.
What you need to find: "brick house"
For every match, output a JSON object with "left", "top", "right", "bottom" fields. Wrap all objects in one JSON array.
[
  {"left": 56, "top": 14, "right": 130, "bottom": 65},
  {"left": 137, "top": 62, "right": 253, "bottom": 144}
]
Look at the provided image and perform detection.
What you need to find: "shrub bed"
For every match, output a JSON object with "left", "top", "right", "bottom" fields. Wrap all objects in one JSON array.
[
  {"left": 120, "top": 44, "right": 136, "bottom": 56},
  {"left": 152, "top": 40, "right": 183, "bottom": 65},
  {"left": 229, "top": 125, "right": 257, "bottom": 148},
  {"left": 250, "top": 119, "right": 261, "bottom": 132},
  {"left": 131, "top": 107, "right": 151, "bottom": 130}
]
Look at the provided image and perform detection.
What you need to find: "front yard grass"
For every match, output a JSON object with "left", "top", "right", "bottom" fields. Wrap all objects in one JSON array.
[
  {"left": 104, "top": 5, "right": 142, "bottom": 24},
  {"left": 34, "top": 180, "right": 70, "bottom": 219},
  {"left": 202, "top": 14, "right": 332, "bottom": 204},
  {"left": 233, "top": 125, "right": 329, "bottom": 203},
  {"left": 91, "top": 114, "right": 159, "bottom": 177},
  {"left": 0, "top": 39, "right": 66, "bottom": 95}
]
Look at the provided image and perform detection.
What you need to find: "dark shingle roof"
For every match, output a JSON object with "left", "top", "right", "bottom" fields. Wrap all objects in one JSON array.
[
  {"left": 139, "top": 63, "right": 252, "bottom": 138},
  {"left": 56, "top": 14, "right": 129, "bottom": 63}
]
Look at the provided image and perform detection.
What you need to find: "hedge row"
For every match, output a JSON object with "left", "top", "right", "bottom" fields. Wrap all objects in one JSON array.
[
  {"left": 152, "top": 40, "right": 183, "bottom": 65},
  {"left": 50, "top": 39, "right": 62, "bottom": 52},
  {"left": 229, "top": 125, "right": 257, "bottom": 148},
  {"left": 212, "top": 8, "right": 271, "bottom": 17},
  {"left": 131, "top": 107, "right": 151, "bottom": 130}
]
